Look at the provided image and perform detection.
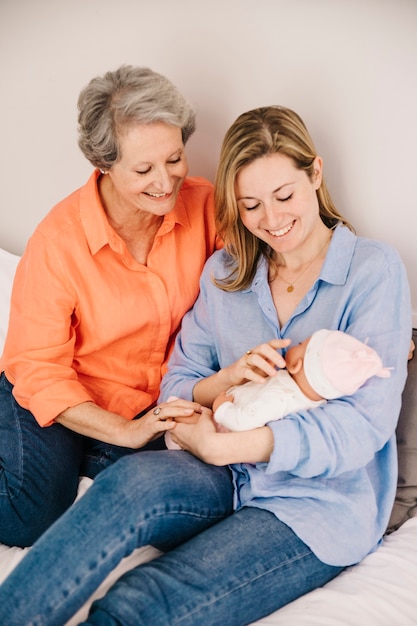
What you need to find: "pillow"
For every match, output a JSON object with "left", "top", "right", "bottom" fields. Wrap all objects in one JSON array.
[
  {"left": 388, "top": 328, "right": 417, "bottom": 532},
  {"left": 0, "top": 248, "right": 20, "bottom": 355}
]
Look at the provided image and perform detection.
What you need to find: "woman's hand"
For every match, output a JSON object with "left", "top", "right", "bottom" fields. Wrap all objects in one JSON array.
[
  {"left": 226, "top": 338, "right": 291, "bottom": 386},
  {"left": 123, "top": 398, "right": 202, "bottom": 448},
  {"left": 168, "top": 407, "right": 221, "bottom": 462},
  {"left": 193, "top": 338, "right": 291, "bottom": 408},
  {"left": 170, "top": 407, "right": 275, "bottom": 466}
]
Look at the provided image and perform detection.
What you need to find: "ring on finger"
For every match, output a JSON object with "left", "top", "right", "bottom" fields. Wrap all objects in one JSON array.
[
  {"left": 153, "top": 406, "right": 161, "bottom": 416},
  {"left": 245, "top": 349, "right": 252, "bottom": 365}
]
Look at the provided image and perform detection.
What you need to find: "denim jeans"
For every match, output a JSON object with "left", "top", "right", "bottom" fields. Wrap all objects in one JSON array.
[
  {"left": 0, "top": 451, "right": 343, "bottom": 626},
  {"left": 0, "top": 372, "right": 165, "bottom": 547}
]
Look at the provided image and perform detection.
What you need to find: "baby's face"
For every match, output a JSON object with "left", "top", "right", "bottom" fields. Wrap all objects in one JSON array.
[
  {"left": 285, "top": 337, "right": 310, "bottom": 370},
  {"left": 285, "top": 335, "right": 323, "bottom": 401}
]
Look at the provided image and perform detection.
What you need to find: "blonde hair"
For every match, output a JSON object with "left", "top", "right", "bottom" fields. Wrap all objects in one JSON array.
[{"left": 214, "top": 106, "right": 354, "bottom": 291}]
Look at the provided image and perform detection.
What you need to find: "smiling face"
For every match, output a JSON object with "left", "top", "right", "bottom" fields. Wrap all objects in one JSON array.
[
  {"left": 103, "top": 121, "right": 188, "bottom": 219},
  {"left": 235, "top": 152, "right": 323, "bottom": 255}
]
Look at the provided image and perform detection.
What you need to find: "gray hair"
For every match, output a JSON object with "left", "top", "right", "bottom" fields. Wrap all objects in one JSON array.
[{"left": 77, "top": 65, "right": 196, "bottom": 170}]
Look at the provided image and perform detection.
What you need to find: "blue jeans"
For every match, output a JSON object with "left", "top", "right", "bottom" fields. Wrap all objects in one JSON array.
[
  {"left": 0, "top": 372, "right": 165, "bottom": 547},
  {"left": 0, "top": 451, "right": 343, "bottom": 626}
]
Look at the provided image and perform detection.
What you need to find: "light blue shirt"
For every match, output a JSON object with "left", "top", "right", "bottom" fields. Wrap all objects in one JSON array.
[{"left": 160, "top": 225, "right": 412, "bottom": 566}]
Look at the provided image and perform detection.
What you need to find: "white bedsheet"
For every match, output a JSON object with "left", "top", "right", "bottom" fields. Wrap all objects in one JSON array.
[{"left": 1, "top": 476, "right": 417, "bottom": 625}]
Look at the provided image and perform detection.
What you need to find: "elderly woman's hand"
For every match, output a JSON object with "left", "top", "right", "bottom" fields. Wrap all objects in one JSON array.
[{"left": 123, "top": 398, "right": 202, "bottom": 448}]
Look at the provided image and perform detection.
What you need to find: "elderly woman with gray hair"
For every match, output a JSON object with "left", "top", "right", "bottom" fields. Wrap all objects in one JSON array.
[{"left": 0, "top": 65, "right": 220, "bottom": 547}]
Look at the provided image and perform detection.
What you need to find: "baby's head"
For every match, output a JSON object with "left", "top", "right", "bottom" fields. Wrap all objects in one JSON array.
[{"left": 285, "top": 329, "right": 391, "bottom": 401}]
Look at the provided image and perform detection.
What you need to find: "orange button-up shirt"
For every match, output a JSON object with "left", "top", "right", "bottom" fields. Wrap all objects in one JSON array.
[{"left": 1, "top": 171, "right": 220, "bottom": 426}]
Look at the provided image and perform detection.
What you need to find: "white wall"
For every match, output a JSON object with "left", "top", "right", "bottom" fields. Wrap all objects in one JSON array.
[{"left": 1, "top": 0, "right": 417, "bottom": 323}]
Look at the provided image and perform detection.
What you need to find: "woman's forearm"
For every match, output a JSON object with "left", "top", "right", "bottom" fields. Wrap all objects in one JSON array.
[
  {"left": 204, "top": 428, "right": 275, "bottom": 465},
  {"left": 172, "top": 413, "right": 275, "bottom": 466},
  {"left": 193, "top": 370, "right": 233, "bottom": 408},
  {"left": 55, "top": 402, "right": 137, "bottom": 446}
]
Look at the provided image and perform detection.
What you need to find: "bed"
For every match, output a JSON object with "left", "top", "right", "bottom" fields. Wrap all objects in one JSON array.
[{"left": 1, "top": 246, "right": 417, "bottom": 625}]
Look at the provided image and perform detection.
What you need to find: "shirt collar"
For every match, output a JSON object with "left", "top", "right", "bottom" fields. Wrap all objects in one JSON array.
[
  {"left": 320, "top": 223, "right": 356, "bottom": 287},
  {"left": 80, "top": 170, "right": 114, "bottom": 256},
  {"left": 80, "top": 170, "right": 191, "bottom": 256}
]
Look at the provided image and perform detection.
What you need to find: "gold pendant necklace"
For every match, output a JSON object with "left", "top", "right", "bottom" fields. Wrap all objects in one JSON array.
[{"left": 277, "top": 233, "right": 332, "bottom": 293}]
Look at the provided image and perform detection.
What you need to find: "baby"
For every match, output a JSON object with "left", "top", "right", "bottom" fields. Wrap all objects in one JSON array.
[
  {"left": 212, "top": 329, "right": 391, "bottom": 432},
  {"left": 165, "top": 329, "right": 391, "bottom": 447}
]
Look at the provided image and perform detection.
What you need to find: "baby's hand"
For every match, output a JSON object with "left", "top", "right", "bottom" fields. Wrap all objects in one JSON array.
[{"left": 212, "top": 390, "right": 234, "bottom": 413}]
